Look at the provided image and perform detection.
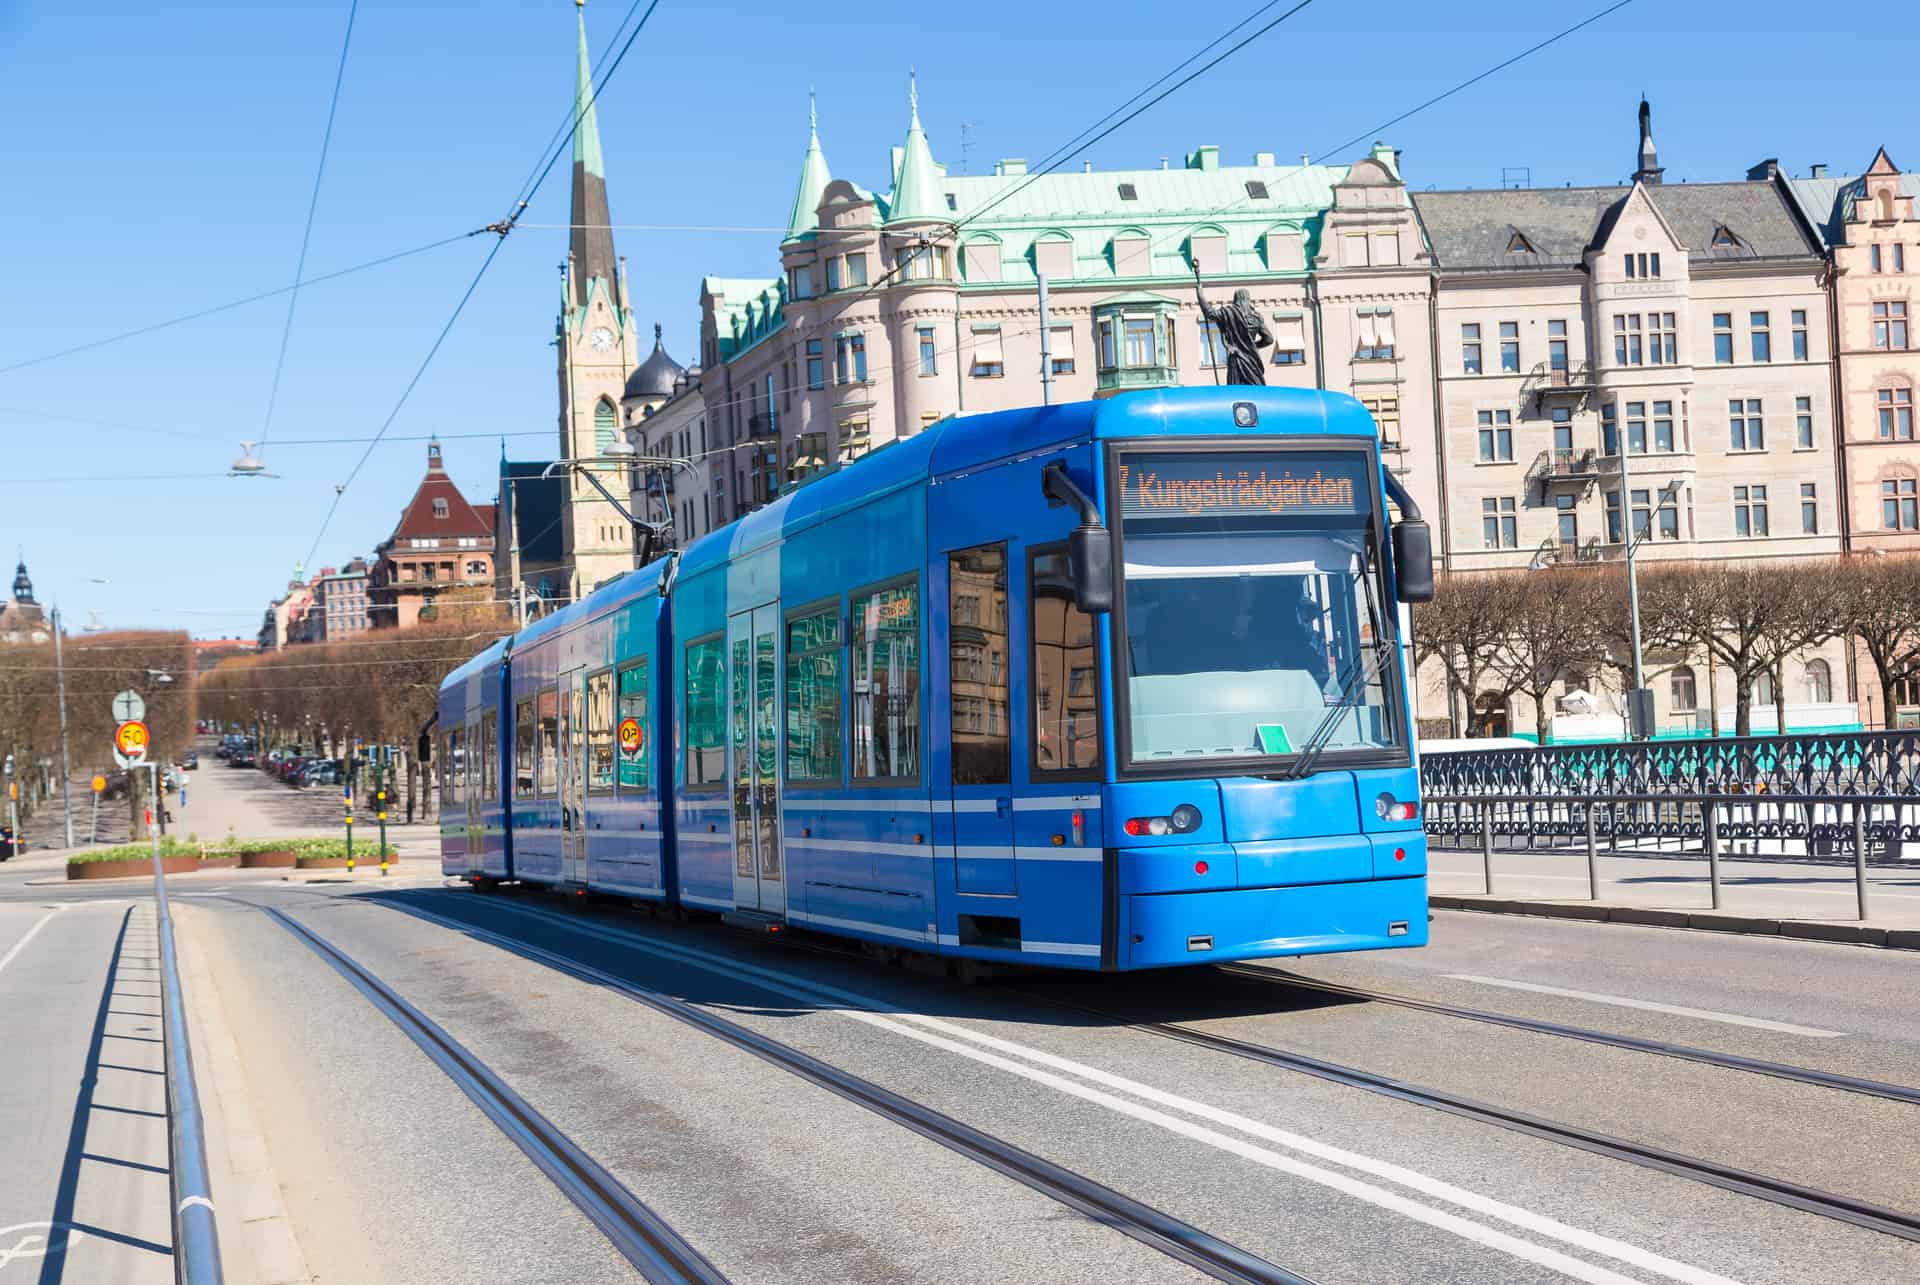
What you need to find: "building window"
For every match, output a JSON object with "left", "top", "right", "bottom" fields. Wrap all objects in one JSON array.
[
  {"left": 1713, "top": 313, "right": 1734, "bottom": 364},
  {"left": 835, "top": 332, "right": 867, "bottom": 384},
  {"left": 1670, "top": 666, "right": 1697, "bottom": 712},
  {"left": 1555, "top": 493, "right": 1578, "bottom": 546},
  {"left": 1879, "top": 387, "right": 1915, "bottom": 439},
  {"left": 1872, "top": 244, "right": 1883, "bottom": 273},
  {"left": 1899, "top": 245, "right": 1908, "bottom": 272},
  {"left": 431, "top": 498, "right": 448, "bottom": 519},
  {"left": 1355, "top": 307, "right": 1396, "bottom": 360},
  {"left": 1796, "top": 397, "right": 1814, "bottom": 449},
  {"left": 1625, "top": 401, "right": 1647, "bottom": 454},
  {"left": 1548, "top": 319, "right": 1568, "bottom": 373},
  {"left": 1805, "top": 658, "right": 1833, "bottom": 705},
  {"left": 846, "top": 253, "right": 868, "bottom": 286},
  {"left": 1123, "top": 316, "right": 1158, "bottom": 366},
  {"left": 1477, "top": 409, "right": 1513, "bottom": 462},
  {"left": 1733, "top": 484, "right": 1770, "bottom": 537},
  {"left": 1049, "top": 324, "right": 1075, "bottom": 375},
  {"left": 1499, "top": 321, "right": 1519, "bottom": 372},
  {"left": 971, "top": 326, "right": 1004, "bottom": 378},
  {"left": 1624, "top": 252, "right": 1660, "bottom": 278},
  {"left": 1883, "top": 477, "right": 1919, "bottom": 530},
  {"left": 1649, "top": 312, "right": 1677, "bottom": 364},
  {"left": 1873, "top": 301, "right": 1909, "bottom": 349},
  {"left": 1801, "top": 482, "right": 1819, "bottom": 534},
  {"left": 1362, "top": 395, "right": 1400, "bottom": 448},
  {"left": 1551, "top": 406, "right": 1573, "bottom": 453},
  {"left": 898, "top": 244, "right": 947, "bottom": 281},
  {"left": 917, "top": 326, "right": 937, "bottom": 376},
  {"left": 1613, "top": 314, "right": 1643, "bottom": 366},
  {"left": 1629, "top": 488, "right": 1654, "bottom": 542},
  {"left": 1792, "top": 310, "right": 1808, "bottom": 360},
  {"left": 466, "top": 560, "right": 487, "bottom": 576},
  {"left": 1201, "top": 319, "right": 1226, "bottom": 368},
  {"left": 1657, "top": 486, "right": 1680, "bottom": 540},
  {"left": 1652, "top": 400, "right": 1674, "bottom": 452},
  {"left": 825, "top": 257, "right": 841, "bottom": 291},
  {"left": 1462, "top": 323, "right": 1482, "bottom": 374},
  {"left": 784, "top": 606, "right": 841, "bottom": 783},
  {"left": 1750, "top": 311, "right": 1772, "bottom": 362},
  {"left": 1756, "top": 671, "right": 1776, "bottom": 708},
  {"left": 1729, "top": 399, "right": 1765, "bottom": 451},
  {"left": 806, "top": 338, "right": 825, "bottom": 390},
  {"left": 1482, "top": 497, "right": 1516, "bottom": 548},
  {"left": 790, "top": 264, "right": 813, "bottom": 299},
  {"left": 1601, "top": 402, "right": 1619, "bottom": 455},
  {"left": 1270, "top": 315, "right": 1307, "bottom": 365}
]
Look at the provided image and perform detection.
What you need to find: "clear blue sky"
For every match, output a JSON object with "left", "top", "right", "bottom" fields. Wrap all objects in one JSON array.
[{"left": 1, "top": 0, "right": 1912, "bottom": 638}]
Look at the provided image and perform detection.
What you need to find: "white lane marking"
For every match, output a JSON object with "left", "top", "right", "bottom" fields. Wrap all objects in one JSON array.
[
  {"left": 1441, "top": 975, "right": 1845, "bottom": 1039},
  {"left": 494, "top": 899, "right": 1739, "bottom": 1285},
  {"left": 0, "top": 906, "right": 65, "bottom": 979}
]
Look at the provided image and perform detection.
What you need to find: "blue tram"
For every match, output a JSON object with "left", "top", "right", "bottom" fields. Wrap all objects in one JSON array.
[{"left": 437, "top": 386, "right": 1434, "bottom": 969}]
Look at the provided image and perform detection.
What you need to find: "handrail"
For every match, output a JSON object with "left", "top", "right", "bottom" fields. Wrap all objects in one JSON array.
[{"left": 150, "top": 762, "right": 225, "bottom": 1285}]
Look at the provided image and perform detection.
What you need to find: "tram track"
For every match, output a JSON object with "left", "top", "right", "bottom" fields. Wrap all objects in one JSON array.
[
  {"left": 1219, "top": 963, "right": 1920, "bottom": 1107},
  {"left": 363, "top": 894, "right": 1317, "bottom": 1285},
  {"left": 1010, "top": 985, "right": 1920, "bottom": 1245},
  {"left": 262, "top": 905, "right": 730, "bottom": 1284}
]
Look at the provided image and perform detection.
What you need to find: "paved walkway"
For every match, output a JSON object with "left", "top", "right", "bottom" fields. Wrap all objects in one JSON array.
[{"left": 1432, "top": 846, "right": 1920, "bottom": 929}]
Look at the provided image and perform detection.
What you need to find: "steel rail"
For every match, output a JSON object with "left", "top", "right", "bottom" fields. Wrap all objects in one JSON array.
[
  {"left": 1220, "top": 964, "right": 1920, "bottom": 1107},
  {"left": 154, "top": 827, "right": 224, "bottom": 1285},
  {"left": 261, "top": 907, "right": 728, "bottom": 1284},
  {"left": 1018, "top": 987, "right": 1920, "bottom": 1244},
  {"left": 382, "top": 896, "right": 1316, "bottom": 1285}
]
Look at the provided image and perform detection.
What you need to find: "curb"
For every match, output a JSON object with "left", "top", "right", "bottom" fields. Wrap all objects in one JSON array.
[{"left": 1429, "top": 894, "right": 1914, "bottom": 951}]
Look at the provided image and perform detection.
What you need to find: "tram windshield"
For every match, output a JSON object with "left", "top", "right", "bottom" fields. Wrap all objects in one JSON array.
[{"left": 1116, "top": 448, "right": 1401, "bottom": 770}]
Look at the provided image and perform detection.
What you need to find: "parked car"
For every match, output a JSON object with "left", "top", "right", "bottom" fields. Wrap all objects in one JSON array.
[
  {"left": 228, "top": 749, "right": 255, "bottom": 769},
  {"left": 298, "top": 761, "right": 343, "bottom": 788},
  {"left": 1, "top": 825, "right": 20, "bottom": 859},
  {"left": 181, "top": 750, "right": 199, "bottom": 770}
]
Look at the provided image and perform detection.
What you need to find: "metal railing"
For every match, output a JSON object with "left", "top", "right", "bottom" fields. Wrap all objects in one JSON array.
[{"left": 148, "top": 761, "right": 224, "bottom": 1284}]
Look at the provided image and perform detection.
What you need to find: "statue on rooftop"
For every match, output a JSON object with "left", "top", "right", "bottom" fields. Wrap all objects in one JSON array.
[{"left": 1192, "top": 270, "right": 1271, "bottom": 386}]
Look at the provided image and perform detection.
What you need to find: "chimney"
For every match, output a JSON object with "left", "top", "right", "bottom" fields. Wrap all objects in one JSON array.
[
  {"left": 993, "top": 158, "right": 1027, "bottom": 176},
  {"left": 1254, "top": 151, "right": 1276, "bottom": 167},
  {"left": 1810, "top": 163, "right": 1828, "bottom": 178},
  {"left": 1746, "top": 158, "right": 1779, "bottom": 181}
]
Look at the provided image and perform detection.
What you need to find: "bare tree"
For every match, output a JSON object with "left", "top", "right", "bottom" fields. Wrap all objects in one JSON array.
[
  {"left": 1485, "top": 568, "right": 1612, "bottom": 742},
  {"left": 1413, "top": 573, "right": 1511, "bottom": 736},
  {"left": 1833, "top": 553, "right": 1920, "bottom": 727}
]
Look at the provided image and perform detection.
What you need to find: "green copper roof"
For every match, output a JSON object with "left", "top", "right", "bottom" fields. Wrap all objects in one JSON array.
[
  {"left": 887, "top": 78, "right": 945, "bottom": 225},
  {"left": 784, "top": 95, "right": 833, "bottom": 243},
  {"left": 571, "top": 9, "right": 604, "bottom": 179}
]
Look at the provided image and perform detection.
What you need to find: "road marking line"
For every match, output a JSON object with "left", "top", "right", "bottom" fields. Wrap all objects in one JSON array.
[
  {"left": 1442, "top": 975, "right": 1843, "bottom": 1038},
  {"left": 0, "top": 906, "right": 64, "bottom": 979},
  {"left": 492, "top": 900, "right": 1739, "bottom": 1285}
]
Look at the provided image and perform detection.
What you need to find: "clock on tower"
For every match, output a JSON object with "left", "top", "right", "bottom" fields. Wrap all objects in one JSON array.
[{"left": 589, "top": 325, "right": 615, "bottom": 353}]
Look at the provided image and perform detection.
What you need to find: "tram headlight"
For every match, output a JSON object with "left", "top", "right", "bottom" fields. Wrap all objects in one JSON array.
[{"left": 1124, "top": 804, "right": 1204, "bottom": 837}]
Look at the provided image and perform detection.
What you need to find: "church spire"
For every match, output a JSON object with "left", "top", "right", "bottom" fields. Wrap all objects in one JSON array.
[
  {"left": 1633, "top": 96, "right": 1664, "bottom": 186},
  {"left": 568, "top": 1, "right": 618, "bottom": 305},
  {"left": 784, "top": 91, "right": 834, "bottom": 244},
  {"left": 887, "top": 72, "right": 945, "bottom": 225}
]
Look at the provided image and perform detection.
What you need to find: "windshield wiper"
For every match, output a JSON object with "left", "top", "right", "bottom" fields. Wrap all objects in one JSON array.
[{"left": 1283, "top": 550, "right": 1395, "bottom": 782}]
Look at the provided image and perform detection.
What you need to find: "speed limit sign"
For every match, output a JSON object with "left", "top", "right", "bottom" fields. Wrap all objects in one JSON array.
[{"left": 114, "top": 720, "right": 150, "bottom": 767}]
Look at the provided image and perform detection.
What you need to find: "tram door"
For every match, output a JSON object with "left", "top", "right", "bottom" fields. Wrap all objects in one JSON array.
[
  {"left": 465, "top": 715, "right": 484, "bottom": 877},
  {"left": 728, "top": 605, "right": 785, "bottom": 913},
  {"left": 560, "top": 668, "right": 588, "bottom": 884}
]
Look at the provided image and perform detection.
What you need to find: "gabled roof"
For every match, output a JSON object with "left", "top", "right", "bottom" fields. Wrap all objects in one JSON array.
[
  {"left": 1412, "top": 180, "right": 1818, "bottom": 270},
  {"left": 387, "top": 448, "right": 492, "bottom": 543},
  {"left": 1785, "top": 166, "right": 1920, "bottom": 249}
]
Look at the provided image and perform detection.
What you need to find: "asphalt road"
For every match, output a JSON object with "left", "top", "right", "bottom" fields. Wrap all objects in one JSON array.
[{"left": 4, "top": 766, "right": 1918, "bottom": 1282}]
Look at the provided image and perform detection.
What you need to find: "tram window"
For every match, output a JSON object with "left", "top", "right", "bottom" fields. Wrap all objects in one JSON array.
[
  {"left": 481, "top": 712, "right": 497, "bottom": 801},
  {"left": 1031, "top": 547, "right": 1103, "bottom": 776},
  {"left": 948, "top": 544, "right": 1010, "bottom": 785},
  {"left": 617, "top": 661, "right": 649, "bottom": 790},
  {"left": 536, "top": 687, "right": 559, "bottom": 797},
  {"left": 514, "top": 698, "right": 536, "bottom": 795},
  {"left": 785, "top": 606, "right": 843, "bottom": 783},
  {"left": 445, "top": 727, "right": 463, "bottom": 806},
  {"left": 585, "top": 669, "right": 615, "bottom": 795},
  {"left": 685, "top": 637, "right": 728, "bottom": 787},
  {"left": 851, "top": 581, "right": 921, "bottom": 782}
]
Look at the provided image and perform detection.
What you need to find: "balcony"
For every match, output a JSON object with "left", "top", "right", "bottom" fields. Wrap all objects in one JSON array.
[
  {"left": 1522, "top": 360, "right": 1599, "bottom": 405},
  {"left": 747, "top": 414, "right": 779, "bottom": 441},
  {"left": 1528, "top": 447, "right": 1615, "bottom": 487}
]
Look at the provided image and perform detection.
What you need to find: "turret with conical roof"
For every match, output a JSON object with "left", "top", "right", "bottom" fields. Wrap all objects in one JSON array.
[
  {"left": 11, "top": 557, "right": 33, "bottom": 604},
  {"left": 569, "top": 0, "right": 618, "bottom": 303},
  {"left": 785, "top": 92, "right": 833, "bottom": 243},
  {"left": 887, "top": 74, "right": 946, "bottom": 225}
]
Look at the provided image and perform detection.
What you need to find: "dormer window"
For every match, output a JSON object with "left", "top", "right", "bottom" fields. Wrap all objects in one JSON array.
[
  {"left": 1117, "top": 183, "right": 1138, "bottom": 201},
  {"left": 1245, "top": 180, "right": 1269, "bottom": 200},
  {"left": 1711, "top": 226, "right": 1742, "bottom": 250},
  {"left": 944, "top": 193, "right": 958, "bottom": 211},
  {"left": 1506, "top": 230, "right": 1535, "bottom": 255},
  {"left": 431, "top": 498, "right": 449, "bottom": 519}
]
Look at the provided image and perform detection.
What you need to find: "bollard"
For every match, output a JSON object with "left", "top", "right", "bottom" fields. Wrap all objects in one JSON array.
[
  {"left": 377, "top": 784, "right": 389, "bottom": 878},
  {"left": 1705, "top": 801, "right": 1721, "bottom": 911},
  {"left": 1480, "top": 804, "right": 1494, "bottom": 895},
  {"left": 344, "top": 780, "right": 354, "bottom": 873},
  {"left": 1854, "top": 804, "right": 1870, "bottom": 923},
  {"left": 1585, "top": 802, "right": 1600, "bottom": 901}
]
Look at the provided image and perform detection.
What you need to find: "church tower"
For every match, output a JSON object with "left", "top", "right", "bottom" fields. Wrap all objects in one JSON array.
[{"left": 556, "top": 0, "right": 642, "bottom": 597}]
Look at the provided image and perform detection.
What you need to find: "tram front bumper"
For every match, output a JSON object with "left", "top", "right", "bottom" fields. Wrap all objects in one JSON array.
[{"left": 1121, "top": 874, "right": 1429, "bottom": 968}]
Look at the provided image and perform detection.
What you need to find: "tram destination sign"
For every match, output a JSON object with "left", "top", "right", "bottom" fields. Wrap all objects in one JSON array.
[{"left": 1119, "top": 450, "right": 1373, "bottom": 521}]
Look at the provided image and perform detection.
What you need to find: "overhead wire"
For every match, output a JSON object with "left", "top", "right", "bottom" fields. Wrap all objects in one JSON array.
[{"left": 257, "top": 0, "right": 361, "bottom": 451}]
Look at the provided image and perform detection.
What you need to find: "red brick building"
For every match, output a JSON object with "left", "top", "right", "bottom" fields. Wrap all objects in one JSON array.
[{"left": 369, "top": 440, "right": 496, "bottom": 630}]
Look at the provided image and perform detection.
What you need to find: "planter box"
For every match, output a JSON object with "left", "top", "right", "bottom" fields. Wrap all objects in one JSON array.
[
  {"left": 241, "top": 849, "right": 298, "bottom": 869},
  {"left": 197, "top": 855, "right": 241, "bottom": 870},
  {"left": 295, "top": 853, "right": 401, "bottom": 869},
  {"left": 67, "top": 854, "right": 198, "bottom": 881}
]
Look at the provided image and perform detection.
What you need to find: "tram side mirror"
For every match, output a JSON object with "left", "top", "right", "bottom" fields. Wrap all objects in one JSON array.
[
  {"left": 1068, "top": 525, "right": 1114, "bottom": 615},
  {"left": 1391, "top": 519, "right": 1435, "bottom": 604}
]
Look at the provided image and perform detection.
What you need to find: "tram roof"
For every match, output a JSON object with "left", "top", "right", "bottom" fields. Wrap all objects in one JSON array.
[
  {"left": 677, "top": 386, "right": 1376, "bottom": 581},
  {"left": 439, "top": 633, "right": 509, "bottom": 693}
]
